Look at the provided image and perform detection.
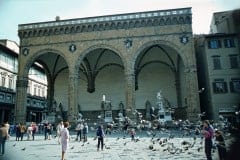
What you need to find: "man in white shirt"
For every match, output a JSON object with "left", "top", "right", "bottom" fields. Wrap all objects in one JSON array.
[{"left": 56, "top": 121, "right": 64, "bottom": 144}]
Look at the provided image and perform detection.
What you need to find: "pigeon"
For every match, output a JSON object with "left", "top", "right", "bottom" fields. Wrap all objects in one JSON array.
[
  {"left": 146, "top": 131, "right": 152, "bottom": 136},
  {"left": 181, "top": 140, "right": 190, "bottom": 146},
  {"left": 168, "top": 134, "right": 174, "bottom": 139},
  {"left": 71, "top": 146, "right": 74, "bottom": 149},
  {"left": 162, "top": 138, "right": 168, "bottom": 143},
  {"left": 149, "top": 145, "right": 154, "bottom": 150},
  {"left": 190, "top": 141, "right": 195, "bottom": 148},
  {"left": 135, "top": 137, "right": 140, "bottom": 142},
  {"left": 197, "top": 146, "right": 203, "bottom": 152},
  {"left": 13, "top": 143, "right": 16, "bottom": 147},
  {"left": 193, "top": 136, "right": 197, "bottom": 141},
  {"left": 183, "top": 146, "right": 189, "bottom": 151},
  {"left": 159, "top": 140, "right": 163, "bottom": 145},
  {"left": 168, "top": 148, "right": 177, "bottom": 154},
  {"left": 21, "top": 147, "right": 26, "bottom": 151},
  {"left": 175, "top": 148, "right": 183, "bottom": 154}
]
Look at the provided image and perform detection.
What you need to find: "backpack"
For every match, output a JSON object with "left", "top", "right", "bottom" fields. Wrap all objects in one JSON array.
[
  {"left": 83, "top": 126, "right": 87, "bottom": 134},
  {"left": 97, "top": 129, "right": 103, "bottom": 137}
]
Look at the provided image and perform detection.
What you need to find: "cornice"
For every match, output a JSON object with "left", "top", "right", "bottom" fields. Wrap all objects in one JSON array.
[{"left": 18, "top": 8, "right": 192, "bottom": 39}]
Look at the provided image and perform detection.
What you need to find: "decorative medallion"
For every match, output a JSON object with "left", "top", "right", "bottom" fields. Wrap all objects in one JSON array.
[
  {"left": 124, "top": 38, "right": 133, "bottom": 48},
  {"left": 180, "top": 35, "right": 189, "bottom": 45},
  {"left": 69, "top": 44, "right": 77, "bottom": 52},
  {"left": 22, "top": 48, "right": 29, "bottom": 56}
]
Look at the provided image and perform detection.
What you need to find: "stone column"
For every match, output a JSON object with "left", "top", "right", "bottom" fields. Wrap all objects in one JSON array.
[
  {"left": 15, "top": 76, "right": 28, "bottom": 123},
  {"left": 125, "top": 71, "right": 136, "bottom": 119},
  {"left": 68, "top": 73, "right": 79, "bottom": 123},
  {"left": 185, "top": 66, "right": 201, "bottom": 122},
  {"left": 46, "top": 77, "right": 54, "bottom": 113},
  {"left": 175, "top": 71, "right": 182, "bottom": 107}
]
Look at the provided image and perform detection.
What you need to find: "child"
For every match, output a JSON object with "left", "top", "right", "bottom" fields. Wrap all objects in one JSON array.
[
  {"left": 215, "top": 130, "right": 226, "bottom": 160},
  {"left": 130, "top": 128, "right": 136, "bottom": 141}
]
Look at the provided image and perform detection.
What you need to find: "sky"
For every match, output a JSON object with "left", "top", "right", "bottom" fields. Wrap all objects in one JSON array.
[{"left": 0, "top": 0, "right": 239, "bottom": 44}]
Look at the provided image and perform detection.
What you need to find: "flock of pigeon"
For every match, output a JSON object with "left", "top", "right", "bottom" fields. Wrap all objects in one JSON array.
[{"left": 9, "top": 111, "right": 233, "bottom": 159}]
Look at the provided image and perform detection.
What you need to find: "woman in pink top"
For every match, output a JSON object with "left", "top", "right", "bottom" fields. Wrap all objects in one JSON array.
[{"left": 202, "top": 120, "right": 214, "bottom": 160}]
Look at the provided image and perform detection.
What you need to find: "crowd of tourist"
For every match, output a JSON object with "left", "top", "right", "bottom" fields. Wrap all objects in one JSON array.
[{"left": 0, "top": 117, "right": 239, "bottom": 159}]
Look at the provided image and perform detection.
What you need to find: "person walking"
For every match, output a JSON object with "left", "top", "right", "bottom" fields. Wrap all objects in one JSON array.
[
  {"left": 31, "top": 122, "right": 37, "bottom": 141},
  {"left": 0, "top": 123, "right": 9, "bottom": 155},
  {"left": 20, "top": 123, "right": 26, "bottom": 141},
  {"left": 96, "top": 125, "right": 105, "bottom": 151},
  {"left": 44, "top": 122, "right": 48, "bottom": 140},
  {"left": 15, "top": 123, "right": 21, "bottom": 141},
  {"left": 215, "top": 130, "right": 226, "bottom": 160},
  {"left": 82, "top": 123, "right": 88, "bottom": 142},
  {"left": 47, "top": 123, "right": 52, "bottom": 140},
  {"left": 105, "top": 123, "right": 113, "bottom": 135},
  {"left": 60, "top": 122, "right": 70, "bottom": 160},
  {"left": 75, "top": 122, "right": 83, "bottom": 142},
  {"left": 4, "top": 122, "right": 10, "bottom": 135},
  {"left": 27, "top": 124, "right": 33, "bottom": 140},
  {"left": 202, "top": 120, "right": 214, "bottom": 160},
  {"left": 56, "top": 121, "right": 64, "bottom": 144}
]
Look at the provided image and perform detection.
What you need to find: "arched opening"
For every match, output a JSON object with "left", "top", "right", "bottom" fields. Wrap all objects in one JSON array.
[
  {"left": 77, "top": 48, "right": 125, "bottom": 123},
  {"left": 22, "top": 51, "right": 69, "bottom": 123},
  {"left": 134, "top": 43, "right": 186, "bottom": 120}
]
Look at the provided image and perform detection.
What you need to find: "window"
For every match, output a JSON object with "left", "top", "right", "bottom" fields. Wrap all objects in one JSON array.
[
  {"left": 229, "top": 55, "right": 239, "bottom": 69},
  {"left": 8, "top": 78, "right": 13, "bottom": 89},
  {"left": 212, "top": 56, "right": 221, "bottom": 69},
  {"left": 42, "top": 89, "right": 45, "bottom": 97},
  {"left": 224, "top": 39, "right": 235, "bottom": 48},
  {"left": 27, "top": 85, "right": 30, "bottom": 94},
  {"left": 28, "top": 81, "right": 32, "bottom": 94},
  {"left": 208, "top": 39, "right": 221, "bottom": 49},
  {"left": 230, "top": 79, "right": 240, "bottom": 93},
  {"left": 213, "top": 79, "right": 228, "bottom": 94},
  {"left": 34, "top": 87, "right": 37, "bottom": 95},
  {"left": 1, "top": 76, "right": 5, "bottom": 87}
]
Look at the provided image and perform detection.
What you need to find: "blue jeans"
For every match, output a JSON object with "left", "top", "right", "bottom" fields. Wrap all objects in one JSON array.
[
  {"left": 0, "top": 139, "right": 6, "bottom": 154},
  {"left": 205, "top": 139, "right": 212, "bottom": 160}
]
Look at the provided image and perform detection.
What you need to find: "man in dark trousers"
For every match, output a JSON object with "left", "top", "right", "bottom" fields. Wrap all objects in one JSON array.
[{"left": 96, "top": 125, "right": 105, "bottom": 151}]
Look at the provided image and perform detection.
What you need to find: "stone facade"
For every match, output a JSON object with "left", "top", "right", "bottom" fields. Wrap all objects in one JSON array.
[
  {"left": 16, "top": 8, "right": 200, "bottom": 123},
  {"left": 195, "top": 33, "right": 240, "bottom": 121}
]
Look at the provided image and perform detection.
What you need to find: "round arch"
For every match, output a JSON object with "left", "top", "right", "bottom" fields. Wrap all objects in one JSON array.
[
  {"left": 132, "top": 40, "right": 187, "bottom": 71},
  {"left": 20, "top": 48, "right": 70, "bottom": 78},
  {"left": 132, "top": 39, "right": 189, "bottom": 117},
  {"left": 74, "top": 44, "right": 126, "bottom": 74}
]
